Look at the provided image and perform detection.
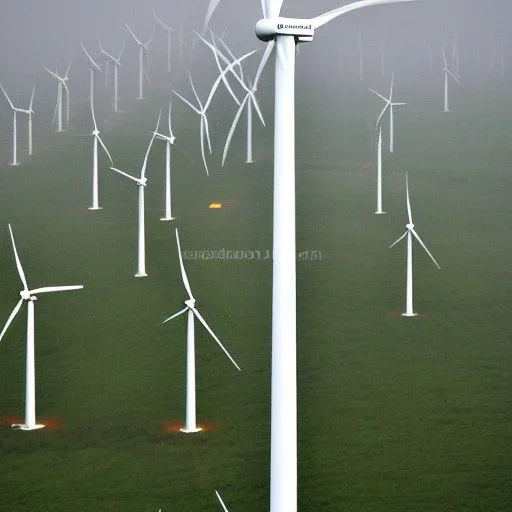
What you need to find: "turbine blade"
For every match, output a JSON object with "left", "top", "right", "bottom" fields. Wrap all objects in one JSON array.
[
  {"left": 192, "top": 308, "right": 241, "bottom": 371},
  {"left": 0, "top": 84, "right": 14, "bottom": 110},
  {"left": 0, "top": 299, "right": 24, "bottom": 344},
  {"left": 251, "top": 93, "right": 265, "bottom": 126},
  {"left": 81, "top": 43, "right": 101, "bottom": 71},
  {"left": 175, "top": 229, "right": 194, "bottom": 301},
  {"left": 110, "top": 166, "right": 140, "bottom": 183},
  {"left": 222, "top": 97, "right": 248, "bottom": 166},
  {"left": 266, "top": 0, "right": 284, "bottom": 19},
  {"left": 65, "top": 58, "right": 73, "bottom": 78},
  {"left": 97, "top": 134, "right": 114, "bottom": 165},
  {"left": 125, "top": 23, "right": 143, "bottom": 46},
  {"left": 375, "top": 102, "right": 389, "bottom": 127},
  {"left": 163, "top": 307, "right": 188, "bottom": 323},
  {"left": 29, "top": 85, "right": 35, "bottom": 110},
  {"left": 90, "top": 90, "right": 98, "bottom": 131},
  {"left": 446, "top": 68, "right": 462, "bottom": 86},
  {"left": 442, "top": 39, "right": 447, "bottom": 68},
  {"left": 212, "top": 31, "right": 244, "bottom": 81},
  {"left": 410, "top": 229, "right": 441, "bottom": 269},
  {"left": 8, "top": 225, "right": 28, "bottom": 291},
  {"left": 215, "top": 490, "right": 229, "bottom": 512},
  {"left": 253, "top": 41, "right": 274, "bottom": 89},
  {"left": 368, "top": 88, "right": 388, "bottom": 103},
  {"left": 405, "top": 173, "right": 412, "bottom": 224},
  {"left": 44, "top": 66, "right": 60, "bottom": 80},
  {"left": 390, "top": 230, "right": 408, "bottom": 249},
  {"left": 203, "top": 0, "right": 222, "bottom": 34},
  {"left": 390, "top": 72, "right": 395, "bottom": 99},
  {"left": 188, "top": 73, "right": 203, "bottom": 111},
  {"left": 203, "top": 114, "right": 212, "bottom": 154},
  {"left": 167, "top": 99, "right": 175, "bottom": 141},
  {"left": 29, "top": 285, "right": 83, "bottom": 295},
  {"left": 141, "top": 115, "right": 159, "bottom": 179},
  {"left": 199, "top": 117, "right": 209, "bottom": 176},
  {"left": 173, "top": 90, "right": 200, "bottom": 115}
]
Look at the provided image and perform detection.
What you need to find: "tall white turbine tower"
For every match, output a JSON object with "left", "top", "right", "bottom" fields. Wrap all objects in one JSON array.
[
  {"left": 97, "top": 35, "right": 125, "bottom": 113},
  {"left": 88, "top": 88, "right": 114, "bottom": 211},
  {"left": 369, "top": 72, "right": 406, "bottom": 153},
  {"left": 442, "top": 41, "right": 462, "bottom": 112},
  {"left": 154, "top": 100, "right": 177, "bottom": 221},
  {"left": 390, "top": 174, "right": 440, "bottom": 317},
  {"left": 44, "top": 60, "right": 72, "bottom": 132},
  {"left": 0, "top": 225, "right": 83, "bottom": 430},
  {"left": 163, "top": 229, "right": 241, "bottom": 433},
  {"left": 153, "top": 10, "right": 175, "bottom": 73},
  {"left": 252, "top": 1, "right": 423, "bottom": 510},
  {"left": 125, "top": 23, "right": 154, "bottom": 100},
  {"left": 0, "top": 85, "right": 35, "bottom": 164},
  {"left": 375, "top": 126, "right": 385, "bottom": 214},
  {"left": 109, "top": 116, "right": 158, "bottom": 277},
  {"left": 81, "top": 43, "right": 102, "bottom": 104}
]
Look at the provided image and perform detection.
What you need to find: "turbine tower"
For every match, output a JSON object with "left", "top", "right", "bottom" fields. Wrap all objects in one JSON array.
[
  {"left": 0, "top": 225, "right": 83, "bottom": 430},
  {"left": 253, "top": 1, "right": 423, "bottom": 510},
  {"left": 125, "top": 23, "right": 154, "bottom": 100},
  {"left": 109, "top": 115, "right": 158, "bottom": 277},
  {"left": 390, "top": 173, "right": 440, "bottom": 317},
  {"left": 153, "top": 10, "right": 175, "bottom": 73},
  {"left": 163, "top": 229, "right": 241, "bottom": 433},
  {"left": 154, "top": 100, "right": 177, "bottom": 221},
  {"left": 375, "top": 126, "right": 385, "bottom": 214},
  {"left": 0, "top": 84, "right": 35, "bottom": 165},
  {"left": 89, "top": 87, "right": 114, "bottom": 210},
  {"left": 369, "top": 72, "right": 406, "bottom": 153}
]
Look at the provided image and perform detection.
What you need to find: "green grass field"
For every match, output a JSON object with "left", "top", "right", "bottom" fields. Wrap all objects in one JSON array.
[{"left": 0, "top": 70, "right": 511, "bottom": 511}]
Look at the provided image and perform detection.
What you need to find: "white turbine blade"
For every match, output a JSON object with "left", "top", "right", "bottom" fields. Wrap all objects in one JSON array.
[
  {"left": 203, "top": 0, "right": 222, "bottom": 34},
  {"left": 44, "top": 66, "right": 60, "bottom": 80},
  {"left": 0, "top": 84, "right": 15, "bottom": 110},
  {"left": 8, "top": 225, "right": 28, "bottom": 291},
  {"left": 65, "top": 58, "right": 73, "bottom": 78},
  {"left": 251, "top": 93, "right": 265, "bottom": 126},
  {"left": 368, "top": 88, "right": 388, "bottom": 103},
  {"left": 96, "top": 33, "right": 105, "bottom": 53},
  {"left": 215, "top": 490, "right": 229, "bottom": 512},
  {"left": 153, "top": 10, "right": 173, "bottom": 31},
  {"left": 81, "top": 43, "right": 101, "bottom": 72},
  {"left": 253, "top": 41, "right": 274, "bottom": 89},
  {"left": 392, "top": 101, "right": 407, "bottom": 106},
  {"left": 389, "top": 72, "right": 395, "bottom": 99},
  {"left": 222, "top": 96, "right": 249, "bottom": 166},
  {"left": 110, "top": 166, "right": 140, "bottom": 184},
  {"left": 266, "top": 0, "right": 284, "bottom": 19},
  {"left": 163, "top": 307, "right": 188, "bottom": 323},
  {"left": 445, "top": 68, "right": 462, "bottom": 86},
  {"left": 117, "top": 42, "right": 126, "bottom": 62},
  {"left": 167, "top": 100, "right": 175, "bottom": 142},
  {"left": 405, "top": 173, "right": 413, "bottom": 224},
  {"left": 125, "top": 23, "right": 143, "bottom": 46},
  {"left": 442, "top": 39, "right": 447, "bottom": 68},
  {"left": 144, "top": 65, "right": 151, "bottom": 86},
  {"left": 192, "top": 308, "right": 241, "bottom": 372},
  {"left": 29, "top": 285, "right": 83, "bottom": 295},
  {"left": 199, "top": 117, "right": 210, "bottom": 176},
  {"left": 29, "top": 85, "right": 35, "bottom": 111},
  {"left": 375, "top": 102, "right": 390, "bottom": 127},
  {"left": 204, "top": 50, "right": 257, "bottom": 111},
  {"left": 144, "top": 24, "right": 156, "bottom": 47},
  {"left": 90, "top": 90, "right": 98, "bottom": 131},
  {"left": 0, "top": 299, "right": 24, "bottom": 344},
  {"left": 188, "top": 73, "right": 204, "bottom": 112},
  {"left": 389, "top": 230, "right": 408, "bottom": 249},
  {"left": 97, "top": 134, "right": 114, "bottom": 165},
  {"left": 212, "top": 31, "right": 244, "bottom": 81},
  {"left": 410, "top": 229, "right": 441, "bottom": 269},
  {"left": 175, "top": 229, "right": 193, "bottom": 301},
  {"left": 141, "top": 115, "right": 159, "bottom": 180},
  {"left": 173, "top": 90, "right": 201, "bottom": 115},
  {"left": 261, "top": 0, "right": 267, "bottom": 18},
  {"left": 312, "top": 0, "right": 422, "bottom": 30},
  {"left": 203, "top": 114, "right": 212, "bottom": 154}
]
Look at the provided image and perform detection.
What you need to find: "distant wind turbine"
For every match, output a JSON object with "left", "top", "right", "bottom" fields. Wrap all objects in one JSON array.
[
  {"left": 125, "top": 23, "right": 154, "bottom": 100},
  {"left": 390, "top": 173, "right": 440, "bottom": 317},
  {"left": 442, "top": 40, "right": 462, "bottom": 112},
  {"left": 81, "top": 43, "right": 102, "bottom": 104},
  {"left": 97, "top": 34, "right": 125, "bottom": 113},
  {"left": 44, "top": 60, "right": 72, "bottom": 132},
  {"left": 153, "top": 10, "right": 175, "bottom": 73}
]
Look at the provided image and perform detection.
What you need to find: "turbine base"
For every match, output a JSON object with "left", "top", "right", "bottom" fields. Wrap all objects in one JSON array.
[
  {"left": 401, "top": 312, "right": 418, "bottom": 317},
  {"left": 375, "top": 211, "right": 386, "bottom": 215},
  {"left": 12, "top": 423, "right": 45, "bottom": 431},
  {"left": 135, "top": 272, "right": 147, "bottom": 278},
  {"left": 180, "top": 426, "right": 202, "bottom": 434},
  {"left": 88, "top": 206, "right": 103, "bottom": 211},
  {"left": 160, "top": 216, "right": 176, "bottom": 222},
  {"left": 9, "top": 162, "right": 20, "bottom": 166}
]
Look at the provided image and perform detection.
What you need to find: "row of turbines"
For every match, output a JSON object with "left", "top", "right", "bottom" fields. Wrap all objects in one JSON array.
[{"left": 0, "top": 0, "right": 504, "bottom": 510}]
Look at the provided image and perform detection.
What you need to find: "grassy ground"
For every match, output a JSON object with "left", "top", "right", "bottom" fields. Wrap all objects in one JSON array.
[{"left": 0, "top": 67, "right": 510, "bottom": 511}]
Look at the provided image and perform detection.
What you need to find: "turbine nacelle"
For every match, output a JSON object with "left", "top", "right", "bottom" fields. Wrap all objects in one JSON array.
[
  {"left": 406, "top": 223, "right": 414, "bottom": 230},
  {"left": 138, "top": 177, "right": 147, "bottom": 187},
  {"left": 185, "top": 298, "right": 196, "bottom": 309},
  {"left": 255, "top": 18, "right": 314, "bottom": 42},
  {"left": 20, "top": 290, "right": 33, "bottom": 301}
]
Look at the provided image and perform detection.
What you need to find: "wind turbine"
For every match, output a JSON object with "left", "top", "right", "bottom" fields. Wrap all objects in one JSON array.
[
  {"left": 253, "top": 1, "right": 422, "bottom": 510},
  {"left": 198, "top": 31, "right": 271, "bottom": 165},
  {"left": 0, "top": 84, "right": 34, "bottom": 165},
  {"left": 390, "top": 173, "right": 440, "bottom": 317},
  {"left": 163, "top": 228, "right": 241, "bottom": 433},
  {"left": 0, "top": 224, "right": 83, "bottom": 430},
  {"left": 368, "top": 72, "right": 406, "bottom": 153},
  {"left": 44, "top": 60, "right": 72, "bottom": 132},
  {"left": 88, "top": 86, "right": 114, "bottom": 211},
  {"left": 125, "top": 23, "right": 154, "bottom": 100},
  {"left": 375, "top": 126, "right": 385, "bottom": 214},
  {"left": 442, "top": 40, "right": 462, "bottom": 112},
  {"left": 153, "top": 10, "right": 175, "bottom": 73},
  {"left": 97, "top": 34, "right": 125, "bottom": 113},
  {"left": 81, "top": 43, "right": 102, "bottom": 104},
  {"left": 173, "top": 49, "right": 257, "bottom": 175},
  {"left": 153, "top": 100, "right": 176, "bottom": 221},
  {"left": 109, "top": 115, "right": 158, "bottom": 277}
]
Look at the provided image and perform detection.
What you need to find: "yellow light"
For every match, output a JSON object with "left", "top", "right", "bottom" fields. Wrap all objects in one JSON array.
[{"left": 209, "top": 203, "right": 222, "bottom": 209}]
